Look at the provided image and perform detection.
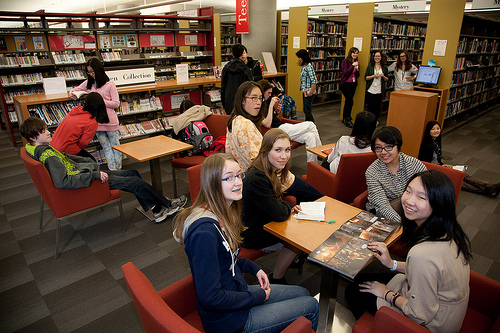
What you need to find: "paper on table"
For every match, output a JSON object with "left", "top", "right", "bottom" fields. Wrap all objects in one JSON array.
[{"left": 296, "top": 201, "right": 326, "bottom": 222}]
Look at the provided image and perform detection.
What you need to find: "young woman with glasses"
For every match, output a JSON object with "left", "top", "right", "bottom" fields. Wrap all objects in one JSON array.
[
  {"left": 70, "top": 57, "right": 122, "bottom": 170},
  {"left": 173, "top": 153, "right": 319, "bottom": 333},
  {"left": 387, "top": 50, "right": 418, "bottom": 91},
  {"left": 242, "top": 129, "right": 322, "bottom": 284},
  {"left": 365, "top": 126, "right": 426, "bottom": 222}
]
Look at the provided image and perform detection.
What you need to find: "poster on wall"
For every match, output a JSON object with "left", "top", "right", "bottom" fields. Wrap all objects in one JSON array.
[
  {"left": 99, "top": 35, "right": 111, "bottom": 48},
  {"left": 49, "top": 35, "right": 95, "bottom": 50},
  {"left": 0, "top": 37, "right": 8, "bottom": 52},
  {"left": 171, "top": 93, "right": 191, "bottom": 109},
  {"left": 126, "top": 34, "right": 137, "bottom": 48},
  {"left": 184, "top": 34, "right": 198, "bottom": 45},
  {"left": 112, "top": 35, "right": 126, "bottom": 47},
  {"left": 14, "top": 36, "right": 28, "bottom": 52},
  {"left": 32, "top": 36, "right": 46, "bottom": 51},
  {"left": 63, "top": 35, "right": 83, "bottom": 49},
  {"left": 150, "top": 35, "right": 165, "bottom": 46}
]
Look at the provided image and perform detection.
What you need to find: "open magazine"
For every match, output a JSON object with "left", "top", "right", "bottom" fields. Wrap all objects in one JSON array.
[{"left": 308, "top": 211, "right": 400, "bottom": 279}]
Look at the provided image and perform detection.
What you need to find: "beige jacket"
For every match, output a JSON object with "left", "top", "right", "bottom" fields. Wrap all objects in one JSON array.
[
  {"left": 377, "top": 241, "right": 470, "bottom": 333},
  {"left": 172, "top": 105, "right": 212, "bottom": 135}
]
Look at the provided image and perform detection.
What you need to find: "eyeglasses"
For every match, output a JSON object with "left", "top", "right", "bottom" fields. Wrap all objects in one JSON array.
[
  {"left": 221, "top": 173, "right": 246, "bottom": 182},
  {"left": 245, "top": 96, "right": 263, "bottom": 103},
  {"left": 374, "top": 145, "right": 395, "bottom": 153},
  {"left": 399, "top": 54, "right": 407, "bottom": 58}
]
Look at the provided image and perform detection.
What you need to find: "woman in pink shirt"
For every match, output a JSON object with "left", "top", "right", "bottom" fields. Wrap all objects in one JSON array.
[{"left": 70, "top": 58, "right": 122, "bottom": 170}]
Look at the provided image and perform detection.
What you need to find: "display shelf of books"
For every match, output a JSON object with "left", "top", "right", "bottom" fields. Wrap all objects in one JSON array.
[
  {"left": 307, "top": 19, "right": 347, "bottom": 101},
  {"left": 220, "top": 23, "right": 241, "bottom": 63},
  {"left": 280, "top": 22, "right": 288, "bottom": 72},
  {"left": 446, "top": 16, "right": 500, "bottom": 119}
]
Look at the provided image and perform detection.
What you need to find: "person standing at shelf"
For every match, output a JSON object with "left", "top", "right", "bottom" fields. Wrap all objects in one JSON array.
[
  {"left": 340, "top": 47, "right": 360, "bottom": 128},
  {"left": 50, "top": 92, "right": 109, "bottom": 161},
  {"left": 365, "top": 51, "right": 389, "bottom": 122},
  {"left": 221, "top": 44, "right": 253, "bottom": 114},
  {"left": 387, "top": 50, "right": 418, "bottom": 91},
  {"left": 296, "top": 49, "right": 317, "bottom": 123},
  {"left": 70, "top": 57, "right": 122, "bottom": 170}
]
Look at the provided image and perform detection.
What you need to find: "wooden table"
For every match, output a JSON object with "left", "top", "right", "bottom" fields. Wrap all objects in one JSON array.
[
  {"left": 113, "top": 135, "right": 192, "bottom": 195},
  {"left": 306, "top": 143, "right": 336, "bottom": 160},
  {"left": 264, "top": 196, "right": 400, "bottom": 332}
]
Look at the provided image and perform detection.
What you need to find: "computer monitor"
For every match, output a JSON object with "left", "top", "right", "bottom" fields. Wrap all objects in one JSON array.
[{"left": 415, "top": 65, "right": 442, "bottom": 86}]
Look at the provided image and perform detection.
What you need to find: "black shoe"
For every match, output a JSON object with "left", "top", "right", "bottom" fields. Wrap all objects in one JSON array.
[
  {"left": 269, "top": 273, "right": 288, "bottom": 285},
  {"left": 289, "top": 253, "right": 307, "bottom": 275},
  {"left": 342, "top": 118, "right": 354, "bottom": 128}
]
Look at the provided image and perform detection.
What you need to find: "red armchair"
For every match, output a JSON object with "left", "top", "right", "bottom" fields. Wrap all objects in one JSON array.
[
  {"left": 122, "top": 262, "right": 316, "bottom": 333},
  {"left": 171, "top": 114, "right": 229, "bottom": 196},
  {"left": 302, "top": 152, "right": 377, "bottom": 204},
  {"left": 352, "top": 270, "right": 500, "bottom": 333},
  {"left": 20, "top": 147, "right": 124, "bottom": 258}
]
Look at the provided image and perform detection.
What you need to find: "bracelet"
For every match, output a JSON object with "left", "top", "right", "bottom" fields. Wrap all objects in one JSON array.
[
  {"left": 390, "top": 260, "right": 398, "bottom": 272},
  {"left": 390, "top": 292, "right": 399, "bottom": 306},
  {"left": 393, "top": 294, "right": 401, "bottom": 307},
  {"left": 384, "top": 290, "right": 391, "bottom": 302}
]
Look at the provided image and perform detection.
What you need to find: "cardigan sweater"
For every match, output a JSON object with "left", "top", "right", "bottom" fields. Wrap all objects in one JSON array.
[
  {"left": 365, "top": 63, "right": 389, "bottom": 94},
  {"left": 340, "top": 58, "right": 360, "bottom": 85}
]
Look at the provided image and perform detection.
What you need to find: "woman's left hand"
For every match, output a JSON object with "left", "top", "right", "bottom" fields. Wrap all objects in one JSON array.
[
  {"left": 359, "top": 281, "right": 389, "bottom": 298},
  {"left": 256, "top": 269, "right": 270, "bottom": 290},
  {"left": 291, "top": 205, "right": 302, "bottom": 214}
]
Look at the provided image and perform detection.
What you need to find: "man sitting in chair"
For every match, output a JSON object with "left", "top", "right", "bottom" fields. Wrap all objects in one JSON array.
[{"left": 20, "top": 117, "right": 187, "bottom": 223}]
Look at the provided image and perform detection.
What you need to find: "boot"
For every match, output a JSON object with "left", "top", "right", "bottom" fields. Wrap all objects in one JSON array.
[
  {"left": 342, "top": 118, "right": 354, "bottom": 128},
  {"left": 268, "top": 273, "right": 288, "bottom": 285}
]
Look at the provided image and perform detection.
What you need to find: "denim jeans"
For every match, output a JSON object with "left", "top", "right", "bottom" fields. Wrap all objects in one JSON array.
[
  {"left": 105, "top": 170, "right": 170, "bottom": 212},
  {"left": 284, "top": 177, "right": 323, "bottom": 203},
  {"left": 243, "top": 285, "right": 319, "bottom": 333},
  {"left": 340, "top": 82, "right": 357, "bottom": 121},
  {"left": 96, "top": 130, "right": 122, "bottom": 170},
  {"left": 302, "top": 94, "right": 316, "bottom": 123}
]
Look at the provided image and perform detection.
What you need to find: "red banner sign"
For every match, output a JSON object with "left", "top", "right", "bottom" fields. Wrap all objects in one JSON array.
[
  {"left": 236, "top": 0, "right": 249, "bottom": 34},
  {"left": 48, "top": 35, "right": 96, "bottom": 50}
]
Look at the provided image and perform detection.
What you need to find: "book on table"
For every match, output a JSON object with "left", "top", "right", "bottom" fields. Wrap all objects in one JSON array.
[{"left": 307, "top": 211, "right": 400, "bottom": 279}]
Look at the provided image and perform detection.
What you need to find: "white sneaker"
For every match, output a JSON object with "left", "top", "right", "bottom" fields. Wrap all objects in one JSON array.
[
  {"left": 153, "top": 205, "right": 180, "bottom": 223},
  {"left": 170, "top": 195, "right": 188, "bottom": 209}
]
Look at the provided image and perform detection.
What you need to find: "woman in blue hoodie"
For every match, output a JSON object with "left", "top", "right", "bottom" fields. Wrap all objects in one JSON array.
[{"left": 173, "top": 154, "right": 318, "bottom": 333}]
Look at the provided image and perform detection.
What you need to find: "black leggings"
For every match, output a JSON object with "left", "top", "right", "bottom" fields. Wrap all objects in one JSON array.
[{"left": 340, "top": 82, "right": 357, "bottom": 120}]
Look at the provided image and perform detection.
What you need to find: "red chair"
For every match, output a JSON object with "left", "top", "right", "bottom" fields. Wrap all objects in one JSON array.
[
  {"left": 302, "top": 152, "right": 377, "bottom": 204},
  {"left": 20, "top": 147, "right": 124, "bottom": 258},
  {"left": 171, "top": 114, "right": 229, "bottom": 197},
  {"left": 352, "top": 270, "right": 500, "bottom": 333},
  {"left": 352, "top": 161, "right": 465, "bottom": 210},
  {"left": 122, "top": 262, "right": 316, "bottom": 333}
]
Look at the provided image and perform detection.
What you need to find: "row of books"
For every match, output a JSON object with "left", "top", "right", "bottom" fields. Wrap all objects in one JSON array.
[
  {"left": 450, "top": 67, "right": 499, "bottom": 87},
  {"left": 281, "top": 25, "right": 288, "bottom": 35},
  {"left": 118, "top": 119, "right": 165, "bottom": 138},
  {"left": 456, "top": 38, "right": 499, "bottom": 54},
  {"left": 371, "top": 38, "right": 425, "bottom": 52},
  {"left": 316, "top": 82, "right": 340, "bottom": 94},
  {"left": 101, "top": 52, "right": 122, "bottom": 62},
  {"left": 372, "top": 22, "right": 426, "bottom": 37},
  {"left": 446, "top": 90, "right": 496, "bottom": 118},
  {"left": 4, "top": 87, "right": 44, "bottom": 103},
  {"left": 281, "top": 46, "right": 288, "bottom": 57},
  {"left": 118, "top": 96, "right": 163, "bottom": 114},
  {"left": 206, "top": 89, "right": 221, "bottom": 102},
  {"left": 0, "top": 73, "right": 44, "bottom": 86},
  {"left": 308, "top": 21, "right": 347, "bottom": 35},
  {"left": 311, "top": 60, "right": 342, "bottom": 72},
  {"left": 8, "top": 111, "right": 18, "bottom": 123},
  {"left": 307, "top": 36, "right": 345, "bottom": 48},
  {"left": 326, "top": 23, "right": 347, "bottom": 35},
  {"left": 28, "top": 100, "right": 81, "bottom": 126},
  {"left": 448, "top": 81, "right": 486, "bottom": 103},
  {"left": 221, "top": 36, "right": 240, "bottom": 45},
  {"left": 0, "top": 55, "right": 40, "bottom": 67},
  {"left": 55, "top": 69, "right": 86, "bottom": 80},
  {"left": 51, "top": 52, "right": 86, "bottom": 64},
  {"left": 281, "top": 36, "right": 288, "bottom": 45},
  {"left": 454, "top": 57, "right": 467, "bottom": 71},
  {"left": 317, "top": 71, "right": 341, "bottom": 83}
]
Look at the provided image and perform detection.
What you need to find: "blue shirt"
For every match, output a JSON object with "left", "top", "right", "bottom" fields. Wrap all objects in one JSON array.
[{"left": 299, "top": 62, "right": 318, "bottom": 91}]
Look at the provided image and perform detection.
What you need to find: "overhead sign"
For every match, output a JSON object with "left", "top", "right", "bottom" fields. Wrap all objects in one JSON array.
[
  {"left": 106, "top": 67, "right": 155, "bottom": 86},
  {"left": 471, "top": 0, "right": 500, "bottom": 9},
  {"left": 236, "top": 0, "right": 249, "bottom": 34},
  {"left": 308, "top": 5, "right": 348, "bottom": 15},
  {"left": 377, "top": 1, "right": 426, "bottom": 12}
]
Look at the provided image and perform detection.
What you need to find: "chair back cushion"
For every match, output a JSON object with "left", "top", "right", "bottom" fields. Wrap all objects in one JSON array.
[
  {"left": 122, "top": 262, "right": 202, "bottom": 333},
  {"left": 20, "top": 147, "right": 117, "bottom": 217},
  {"left": 187, "top": 164, "right": 203, "bottom": 204},
  {"left": 203, "top": 114, "right": 229, "bottom": 139},
  {"left": 422, "top": 162, "right": 464, "bottom": 205},
  {"left": 334, "top": 152, "right": 377, "bottom": 203}
]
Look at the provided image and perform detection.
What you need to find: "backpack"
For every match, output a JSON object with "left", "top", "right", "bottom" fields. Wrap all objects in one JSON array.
[
  {"left": 183, "top": 121, "right": 214, "bottom": 155},
  {"left": 280, "top": 95, "right": 297, "bottom": 120}
]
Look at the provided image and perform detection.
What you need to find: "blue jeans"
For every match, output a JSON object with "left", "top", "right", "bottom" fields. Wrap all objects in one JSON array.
[
  {"left": 284, "top": 177, "right": 323, "bottom": 203},
  {"left": 302, "top": 94, "right": 316, "bottom": 123},
  {"left": 106, "top": 170, "right": 170, "bottom": 212},
  {"left": 243, "top": 285, "right": 319, "bottom": 333},
  {"left": 96, "top": 130, "right": 122, "bottom": 170}
]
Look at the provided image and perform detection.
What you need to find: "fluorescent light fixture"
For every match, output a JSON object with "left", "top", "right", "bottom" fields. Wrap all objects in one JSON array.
[{"left": 106, "top": 0, "right": 189, "bottom": 14}]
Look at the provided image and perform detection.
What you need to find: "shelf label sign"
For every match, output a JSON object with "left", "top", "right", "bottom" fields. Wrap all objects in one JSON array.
[
  {"left": 376, "top": 1, "right": 426, "bottom": 12},
  {"left": 236, "top": 0, "right": 249, "bottom": 34},
  {"left": 471, "top": 0, "right": 500, "bottom": 9},
  {"left": 176, "top": 64, "right": 189, "bottom": 83},
  {"left": 106, "top": 67, "right": 155, "bottom": 86},
  {"left": 308, "top": 5, "right": 348, "bottom": 15}
]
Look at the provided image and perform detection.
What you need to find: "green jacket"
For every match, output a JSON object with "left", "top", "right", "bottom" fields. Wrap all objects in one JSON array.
[
  {"left": 365, "top": 63, "right": 389, "bottom": 94},
  {"left": 26, "top": 144, "right": 100, "bottom": 189}
]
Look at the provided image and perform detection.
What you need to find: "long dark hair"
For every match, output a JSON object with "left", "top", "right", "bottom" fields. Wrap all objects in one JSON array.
[
  {"left": 83, "top": 92, "right": 109, "bottom": 123},
  {"left": 396, "top": 50, "right": 413, "bottom": 71},
  {"left": 227, "top": 81, "right": 266, "bottom": 132},
  {"left": 86, "top": 57, "right": 110, "bottom": 89},
  {"left": 401, "top": 170, "right": 472, "bottom": 263},
  {"left": 296, "top": 49, "right": 312, "bottom": 65},
  {"left": 418, "top": 121, "right": 441, "bottom": 163},
  {"left": 351, "top": 111, "right": 376, "bottom": 149}
]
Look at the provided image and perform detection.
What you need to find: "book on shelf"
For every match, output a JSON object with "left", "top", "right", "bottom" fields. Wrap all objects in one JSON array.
[
  {"left": 308, "top": 211, "right": 400, "bottom": 279},
  {"left": 206, "top": 89, "right": 221, "bottom": 102}
]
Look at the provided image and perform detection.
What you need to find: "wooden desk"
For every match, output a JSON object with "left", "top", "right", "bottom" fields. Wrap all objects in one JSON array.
[
  {"left": 113, "top": 135, "right": 192, "bottom": 195},
  {"left": 264, "top": 196, "right": 400, "bottom": 332},
  {"left": 306, "top": 143, "right": 336, "bottom": 160}
]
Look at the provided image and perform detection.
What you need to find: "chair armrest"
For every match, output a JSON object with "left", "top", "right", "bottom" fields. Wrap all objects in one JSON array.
[
  {"left": 283, "top": 195, "right": 297, "bottom": 207},
  {"left": 468, "top": 270, "right": 500, "bottom": 319},
  {"left": 353, "top": 190, "right": 368, "bottom": 209},
  {"left": 281, "top": 316, "right": 313, "bottom": 333},
  {"left": 305, "top": 162, "right": 336, "bottom": 198},
  {"left": 372, "top": 307, "right": 429, "bottom": 333}
]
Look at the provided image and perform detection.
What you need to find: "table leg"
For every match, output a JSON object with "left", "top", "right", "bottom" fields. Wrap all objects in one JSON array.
[
  {"left": 318, "top": 267, "right": 339, "bottom": 332},
  {"left": 149, "top": 158, "right": 163, "bottom": 195}
]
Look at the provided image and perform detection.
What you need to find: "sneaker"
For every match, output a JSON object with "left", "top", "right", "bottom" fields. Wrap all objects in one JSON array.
[
  {"left": 153, "top": 205, "right": 180, "bottom": 223},
  {"left": 170, "top": 195, "right": 188, "bottom": 209}
]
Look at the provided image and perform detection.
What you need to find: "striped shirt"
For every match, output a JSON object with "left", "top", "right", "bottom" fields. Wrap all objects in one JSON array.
[
  {"left": 365, "top": 153, "right": 427, "bottom": 222},
  {"left": 299, "top": 63, "right": 318, "bottom": 92}
]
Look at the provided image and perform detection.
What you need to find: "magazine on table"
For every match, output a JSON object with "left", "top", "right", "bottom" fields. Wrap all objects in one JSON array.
[{"left": 307, "top": 211, "right": 400, "bottom": 279}]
